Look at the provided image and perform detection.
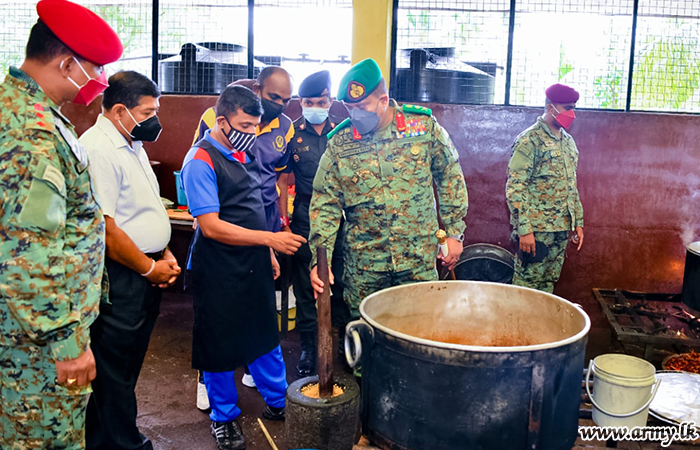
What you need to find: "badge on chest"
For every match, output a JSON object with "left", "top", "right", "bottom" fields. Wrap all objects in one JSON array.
[
  {"left": 396, "top": 118, "right": 427, "bottom": 139},
  {"left": 544, "top": 140, "right": 561, "bottom": 157}
]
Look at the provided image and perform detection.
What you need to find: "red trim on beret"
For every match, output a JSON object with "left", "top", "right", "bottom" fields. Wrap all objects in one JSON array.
[
  {"left": 37, "top": 0, "right": 123, "bottom": 66},
  {"left": 545, "top": 83, "right": 579, "bottom": 104}
]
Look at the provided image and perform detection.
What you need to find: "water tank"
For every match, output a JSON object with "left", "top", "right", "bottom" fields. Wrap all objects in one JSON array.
[{"left": 159, "top": 42, "right": 265, "bottom": 94}]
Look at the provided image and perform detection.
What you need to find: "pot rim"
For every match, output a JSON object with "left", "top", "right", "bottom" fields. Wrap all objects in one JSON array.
[
  {"left": 687, "top": 241, "right": 700, "bottom": 256},
  {"left": 358, "top": 280, "right": 591, "bottom": 353}
]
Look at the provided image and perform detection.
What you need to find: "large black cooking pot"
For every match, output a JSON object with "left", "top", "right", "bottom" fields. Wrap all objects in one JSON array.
[
  {"left": 345, "top": 281, "right": 590, "bottom": 450},
  {"left": 441, "top": 243, "right": 514, "bottom": 283},
  {"left": 682, "top": 241, "right": 700, "bottom": 313}
]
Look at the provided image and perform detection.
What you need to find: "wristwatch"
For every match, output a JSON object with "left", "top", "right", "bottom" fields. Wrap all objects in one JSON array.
[{"left": 450, "top": 233, "right": 465, "bottom": 242}]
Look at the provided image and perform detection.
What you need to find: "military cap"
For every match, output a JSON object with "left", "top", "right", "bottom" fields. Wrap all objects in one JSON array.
[
  {"left": 37, "top": 0, "right": 123, "bottom": 66},
  {"left": 337, "top": 58, "right": 383, "bottom": 103},
  {"left": 545, "top": 83, "right": 579, "bottom": 104},
  {"left": 299, "top": 70, "right": 331, "bottom": 98}
]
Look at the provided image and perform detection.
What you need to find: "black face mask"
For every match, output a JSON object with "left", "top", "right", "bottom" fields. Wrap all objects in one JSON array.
[
  {"left": 260, "top": 97, "right": 284, "bottom": 122},
  {"left": 121, "top": 108, "right": 163, "bottom": 142},
  {"left": 224, "top": 117, "right": 257, "bottom": 153}
]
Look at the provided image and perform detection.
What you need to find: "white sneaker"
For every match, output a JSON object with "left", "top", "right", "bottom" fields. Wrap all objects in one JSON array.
[
  {"left": 241, "top": 373, "right": 256, "bottom": 388},
  {"left": 196, "top": 381, "right": 210, "bottom": 411}
]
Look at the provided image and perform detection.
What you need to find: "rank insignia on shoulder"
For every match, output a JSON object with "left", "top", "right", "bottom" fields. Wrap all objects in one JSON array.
[
  {"left": 396, "top": 118, "right": 427, "bottom": 139},
  {"left": 395, "top": 111, "right": 406, "bottom": 132},
  {"left": 352, "top": 126, "right": 362, "bottom": 140},
  {"left": 402, "top": 104, "right": 432, "bottom": 116}
]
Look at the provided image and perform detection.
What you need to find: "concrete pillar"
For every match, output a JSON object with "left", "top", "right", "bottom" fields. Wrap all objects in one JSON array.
[{"left": 352, "top": 0, "right": 393, "bottom": 85}]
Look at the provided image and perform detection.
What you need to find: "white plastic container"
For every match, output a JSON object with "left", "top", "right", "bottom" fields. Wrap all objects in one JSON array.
[{"left": 586, "top": 354, "right": 661, "bottom": 428}]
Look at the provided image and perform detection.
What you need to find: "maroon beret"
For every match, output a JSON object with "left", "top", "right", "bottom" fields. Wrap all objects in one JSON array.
[
  {"left": 545, "top": 83, "right": 579, "bottom": 104},
  {"left": 37, "top": 0, "right": 123, "bottom": 66}
]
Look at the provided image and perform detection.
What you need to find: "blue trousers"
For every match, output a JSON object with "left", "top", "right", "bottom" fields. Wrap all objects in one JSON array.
[{"left": 203, "top": 345, "right": 287, "bottom": 422}]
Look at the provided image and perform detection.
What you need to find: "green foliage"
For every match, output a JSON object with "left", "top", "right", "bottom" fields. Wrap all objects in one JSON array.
[
  {"left": 92, "top": 6, "right": 150, "bottom": 54},
  {"left": 631, "top": 19, "right": 700, "bottom": 110},
  {"left": 557, "top": 44, "right": 574, "bottom": 80},
  {"left": 594, "top": 68, "right": 625, "bottom": 109}
]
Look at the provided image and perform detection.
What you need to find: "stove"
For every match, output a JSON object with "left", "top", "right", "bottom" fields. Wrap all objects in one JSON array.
[{"left": 593, "top": 289, "right": 700, "bottom": 360}]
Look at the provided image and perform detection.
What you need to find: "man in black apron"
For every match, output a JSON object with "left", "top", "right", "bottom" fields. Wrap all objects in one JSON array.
[{"left": 180, "top": 85, "right": 306, "bottom": 450}]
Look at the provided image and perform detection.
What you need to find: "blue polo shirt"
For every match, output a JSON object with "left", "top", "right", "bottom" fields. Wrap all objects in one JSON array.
[
  {"left": 192, "top": 107, "right": 294, "bottom": 208},
  {"left": 181, "top": 130, "right": 251, "bottom": 218}
]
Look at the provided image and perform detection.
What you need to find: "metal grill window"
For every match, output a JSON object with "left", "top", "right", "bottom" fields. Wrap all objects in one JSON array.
[
  {"left": 394, "top": 0, "right": 511, "bottom": 105},
  {"left": 510, "top": 0, "right": 633, "bottom": 109},
  {"left": 631, "top": 0, "right": 700, "bottom": 112},
  {"left": 396, "top": 0, "right": 700, "bottom": 113},
  {"left": 158, "top": 0, "right": 249, "bottom": 94},
  {"left": 0, "top": 2, "right": 35, "bottom": 72},
  {"left": 0, "top": 1, "right": 151, "bottom": 78},
  {"left": 2, "top": 1, "right": 699, "bottom": 112},
  {"left": 92, "top": 1, "right": 152, "bottom": 77},
  {"left": 253, "top": 0, "right": 353, "bottom": 96}
]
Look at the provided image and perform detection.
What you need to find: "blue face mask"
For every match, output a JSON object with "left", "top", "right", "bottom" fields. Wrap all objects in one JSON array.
[
  {"left": 347, "top": 102, "right": 381, "bottom": 135},
  {"left": 302, "top": 106, "right": 329, "bottom": 125}
]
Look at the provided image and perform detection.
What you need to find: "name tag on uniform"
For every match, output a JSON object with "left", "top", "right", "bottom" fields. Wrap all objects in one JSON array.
[
  {"left": 338, "top": 145, "right": 371, "bottom": 158},
  {"left": 53, "top": 114, "right": 88, "bottom": 172}
]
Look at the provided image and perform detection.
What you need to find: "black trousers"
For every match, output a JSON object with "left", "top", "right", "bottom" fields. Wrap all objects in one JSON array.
[
  {"left": 291, "top": 200, "right": 349, "bottom": 334},
  {"left": 86, "top": 259, "right": 162, "bottom": 450}
]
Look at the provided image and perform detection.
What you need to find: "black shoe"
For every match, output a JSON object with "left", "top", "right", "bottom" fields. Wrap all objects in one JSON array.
[
  {"left": 262, "top": 404, "right": 285, "bottom": 421},
  {"left": 210, "top": 420, "right": 246, "bottom": 450},
  {"left": 296, "top": 349, "right": 317, "bottom": 376},
  {"left": 296, "top": 331, "right": 317, "bottom": 376}
]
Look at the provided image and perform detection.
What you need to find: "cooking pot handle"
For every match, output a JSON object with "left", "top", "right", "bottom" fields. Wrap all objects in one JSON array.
[
  {"left": 344, "top": 320, "right": 373, "bottom": 368},
  {"left": 585, "top": 360, "right": 662, "bottom": 418}
]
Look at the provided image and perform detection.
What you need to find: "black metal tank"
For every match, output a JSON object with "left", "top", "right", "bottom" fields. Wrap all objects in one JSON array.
[
  {"left": 682, "top": 241, "right": 700, "bottom": 313},
  {"left": 345, "top": 281, "right": 590, "bottom": 450}
]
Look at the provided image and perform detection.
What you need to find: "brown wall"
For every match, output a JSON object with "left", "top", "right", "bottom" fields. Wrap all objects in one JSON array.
[{"left": 64, "top": 97, "right": 700, "bottom": 327}]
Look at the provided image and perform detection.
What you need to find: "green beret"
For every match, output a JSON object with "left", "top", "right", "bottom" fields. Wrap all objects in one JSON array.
[{"left": 337, "top": 58, "right": 383, "bottom": 103}]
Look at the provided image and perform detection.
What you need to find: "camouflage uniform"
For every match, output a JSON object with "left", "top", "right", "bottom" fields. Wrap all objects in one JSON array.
[
  {"left": 0, "top": 68, "right": 105, "bottom": 449},
  {"left": 310, "top": 101, "right": 468, "bottom": 317},
  {"left": 506, "top": 117, "right": 583, "bottom": 293}
]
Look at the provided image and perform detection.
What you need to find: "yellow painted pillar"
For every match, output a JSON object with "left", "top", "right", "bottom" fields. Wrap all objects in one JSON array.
[{"left": 352, "top": 0, "right": 393, "bottom": 85}]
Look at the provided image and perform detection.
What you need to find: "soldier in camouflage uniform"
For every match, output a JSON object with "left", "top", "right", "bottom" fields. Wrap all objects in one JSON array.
[
  {"left": 0, "top": 2, "right": 122, "bottom": 448},
  {"left": 309, "top": 59, "right": 468, "bottom": 318},
  {"left": 506, "top": 84, "right": 584, "bottom": 293},
  {"left": 284, "top": 70, "right": 350, "bottom": 376}
]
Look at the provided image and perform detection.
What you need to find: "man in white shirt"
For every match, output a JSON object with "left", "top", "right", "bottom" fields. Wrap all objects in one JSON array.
[{"left": 80, "top": 70, "right": 180, "bottom": 450}]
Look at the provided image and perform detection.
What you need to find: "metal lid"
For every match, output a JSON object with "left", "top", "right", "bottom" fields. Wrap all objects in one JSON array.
[
  {"left": 649, "top": 371, "right": 700, "bottom": 429},
  {"left": 688, "top": 241, "right": 700, "bottom": 256}
]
